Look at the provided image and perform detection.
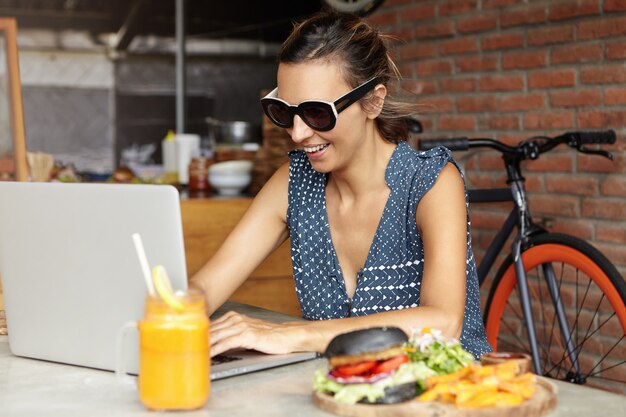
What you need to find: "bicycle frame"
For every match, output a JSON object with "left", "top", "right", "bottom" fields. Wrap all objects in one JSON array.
[{"left": 469, "top": 180, "right": 581, "bottom": 377}]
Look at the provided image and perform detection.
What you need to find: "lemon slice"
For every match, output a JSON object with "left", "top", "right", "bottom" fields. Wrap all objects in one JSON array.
[{"left": 152, "top": 265, "right": 185, "bottom": 310}]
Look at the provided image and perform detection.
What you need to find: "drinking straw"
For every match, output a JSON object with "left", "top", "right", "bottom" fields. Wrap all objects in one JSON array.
[{"left": 132, "top": 233, "right": 156, "bottom": 297}]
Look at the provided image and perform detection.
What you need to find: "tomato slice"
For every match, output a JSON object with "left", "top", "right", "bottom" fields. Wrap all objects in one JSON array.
[
  {"left": 371, "top": 355, "right": 409, "bottom": 374},
  {"left": 333, "top": 360, "right": 378, "bottom": 376}
]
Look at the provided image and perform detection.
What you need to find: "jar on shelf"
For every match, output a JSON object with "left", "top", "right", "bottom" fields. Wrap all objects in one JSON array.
[{"left": 188, "top": 157, "right": 212, "bottom": 192}]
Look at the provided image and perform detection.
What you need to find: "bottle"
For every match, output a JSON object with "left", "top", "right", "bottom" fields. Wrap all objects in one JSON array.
[
  {"left": 188, "top": 157, "right": 212, "bottom": 193},
  {"left": 161, "top": 130, "right": 178, "bottom": 184},
  {"left": 176, "top": 134, "right": 201, "bottom": 186}
]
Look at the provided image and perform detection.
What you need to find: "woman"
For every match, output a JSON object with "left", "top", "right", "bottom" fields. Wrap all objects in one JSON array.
[{"left": 190, "top": 12, "right": 491, "bottom": 359}]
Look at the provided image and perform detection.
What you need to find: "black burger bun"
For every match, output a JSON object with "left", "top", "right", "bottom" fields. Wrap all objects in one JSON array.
[
  {"left": 359, "top": 382, "right": 420, "bottom": 405},
  {"left": 325, "top": 327, "right": 408, "bottom": 358}
]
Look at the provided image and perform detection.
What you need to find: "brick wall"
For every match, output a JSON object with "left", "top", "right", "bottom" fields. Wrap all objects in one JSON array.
[
  {"left": 368, "top": 0, "right": 626, "bottom": 277},
  {"left": 368, "top": 0, "right": 625, "bottom": 393}
]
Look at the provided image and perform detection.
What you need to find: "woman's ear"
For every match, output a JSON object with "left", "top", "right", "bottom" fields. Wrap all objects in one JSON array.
[{"left": 365, "top": 84, "right": 387, "bottom": 120}]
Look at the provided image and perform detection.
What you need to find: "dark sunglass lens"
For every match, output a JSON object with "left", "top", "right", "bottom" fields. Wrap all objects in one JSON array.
[
  {"left": 302, "top": 106, "right": 332, "bottom": 129},
  {"left": 267, "top": 103, "right": 291, "bottom": 126}
]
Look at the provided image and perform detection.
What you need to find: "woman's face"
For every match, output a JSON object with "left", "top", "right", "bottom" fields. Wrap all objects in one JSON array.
[{"left": 276, "top": 60, "right": 377, "bottom": 173}]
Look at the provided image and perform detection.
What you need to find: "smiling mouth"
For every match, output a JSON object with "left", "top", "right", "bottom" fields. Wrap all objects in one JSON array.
[{"left": 304, "top": 143, "right": 330, "bottom": 153}]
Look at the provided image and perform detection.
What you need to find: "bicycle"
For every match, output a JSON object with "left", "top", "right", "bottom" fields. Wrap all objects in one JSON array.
[{"left": 418, "top": 130, "right": 626, "bottom": 392}]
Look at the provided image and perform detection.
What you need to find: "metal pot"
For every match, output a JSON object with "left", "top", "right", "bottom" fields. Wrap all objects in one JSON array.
[{"left": 206, "top": 118, "right": 261, "bottom": 145}]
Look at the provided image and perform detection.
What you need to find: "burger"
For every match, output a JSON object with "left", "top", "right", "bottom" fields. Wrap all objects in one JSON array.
[{"left": 313, "top": 327, "right": 438, "bottom": 405}]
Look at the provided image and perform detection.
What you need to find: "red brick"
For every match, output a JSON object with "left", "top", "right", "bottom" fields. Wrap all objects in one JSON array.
[
  {"left": 401, "top": 3, "right": 437, "bottom": 22},
  {"left": 457, "top": 96, "right": 498, "bottom": 112},
  {"left": 582, "top": 198, "right": 626, "bottom": 220},
  {"left": 524, "top": 111, "right": 575, "bottom": 129},
  {"left": 550, "top": 90, "right": 602, "bottom": 107},
  {"left": 606, "top": 41, "right": 626, "bottom": 60},
  {"left": 551, "top": 44, "right": 603, "bottom": 64},
  {"left": 383, "top": 0, "right": 412, "bottom": 6},
  {"left": 528, "top": 69, "right": 576, "bottom": 88},
  {"left": 577, "top": 110, "right": 626, "bottom": 129},
  {"left": 457, "top": 15, "right": 498, "bottom": 33},
  {"left": 600, "top": 175, "right": 626, "bottom": 197},
  {"left": 439, "top": 0, "right": 478, "bottom": 16},
  {"left": 479, "top": 75, "right": 525, "bottom": 92},
  {"left": 437, "top": 115, "right": 476, "bottom": 131},
  {"left": 594, "top": 242, "right": 626, "bottom": 266},
  {"left": 470, "top": 211, "right": 510, "bottom": 230},
  {"left": 480, "top": 114, "right": 520, "bottom": 130},
  {"left": 456, "top": 55, "right": 499, "bottom": 72},
  {"left": 438, "top": 77, "right": 477, "bottom": 93},
  {"left": 414, "top": 22, "right": 456, "bottom": 39},
  {"left": 401, "top": 79, "right": 436, "bottom": 95},
  {"left": 502, "top": 50, "right": 547, "bottom": 69},
  {"left": 465, "top": 172, "right": 507, "bottom": 188},
  {"left": 528, "top": 25, "right": 575, "bottom": 46},
  {"left": 579, "top": 16, "right": 626, "bottom": 40},
  {"left": 498, "top": 93, "right": 546, "bottom": 112},
  {"left": 367, "top": 10, "right": 398, "bottom": 27},
  {"left": 579, "top": 152, "right": 626, "bottom": 173},
  {"left": 549, "top": 219, "right": 594, "bottom": 240},
  {"left": 479, "top": 154, "right": 505, "bottom": 170},
  {"left": 597, "top": 224, "right": 626, "bottom": 244},
  {"left": 525, "top": 154, "right": 574, "bottom": 172},
  {"left": 581, "top": 65, "right": 626, "bottom": 84},
  {"left": 397, "top": 61, "right": 414, "bottom": 77},
  {"left": 419, "top": 97, "right": 455, "bottom": 113},
  {"left": 605, "top": 0, "right": 626, "bottom": 12},
  {"left": 529, "top": 194, "right": 579, "bottom": 217},
  {"left": 439, "top": 37, "right": 479, "bottom": 55},
  {"left": 388, "top": 27, "right": 413, "bottom": 42},
  {"left": 415, "top": 59, "right": 453, "bottom": 77},
  {"left": 549, "top": 0, "right": 601, "bottom": 21},
  {"left": 483, "top": 0, "right": 519, "bottom": 8},
  {"left": 399, "top": 42, "right": 437, "bottom": 60},
  {"left": 481, "top": 33, "right": 525, "bottom": 51},
  {"left": 501, "top": 6, "right": 547, "bottom": 27},
  {"left": 524, "top": 175, "right": 544, "bottom": 192},
  {"left": 545, "top": 175, "right": 598, "bottom": 196}
]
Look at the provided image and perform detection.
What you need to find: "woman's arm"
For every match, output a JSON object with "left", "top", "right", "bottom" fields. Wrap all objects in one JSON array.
[
  {"left": 188, "top": 163, "right": 290, "bottom": 316},
  {"left": 209, "top": 163, "right": 469, "bottom": 355}
]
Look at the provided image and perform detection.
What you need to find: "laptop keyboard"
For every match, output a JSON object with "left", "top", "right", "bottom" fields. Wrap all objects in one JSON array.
[{"left": 211, "top": 354, "right": 243, "bottom": 366}]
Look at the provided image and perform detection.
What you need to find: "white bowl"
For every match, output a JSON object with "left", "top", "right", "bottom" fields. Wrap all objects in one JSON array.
[
  {"left": 209, "top": 160, "right": 254, "bottom": 174},
  {"left": 208, "top": 171, "right": 251, "bottom": 196}
]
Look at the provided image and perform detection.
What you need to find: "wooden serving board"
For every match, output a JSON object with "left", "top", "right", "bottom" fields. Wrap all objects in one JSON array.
[{"left": 312, "top": 377, "right": 558, "bottom": 417}]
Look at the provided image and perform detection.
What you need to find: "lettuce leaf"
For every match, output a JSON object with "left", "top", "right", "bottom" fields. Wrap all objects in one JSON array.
[{"left": 312, "top": 362, "right": 437, "bottom": 405}]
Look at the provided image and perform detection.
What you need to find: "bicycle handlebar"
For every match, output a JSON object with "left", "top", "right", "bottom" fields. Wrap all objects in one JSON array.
[{"left": 417, "top": 130, "right": 617, "bottom": 160}]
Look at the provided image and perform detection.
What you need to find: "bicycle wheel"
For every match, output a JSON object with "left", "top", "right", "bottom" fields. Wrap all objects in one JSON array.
[{"left": 484, "top": 233, "right": 626, "bottom": 393}]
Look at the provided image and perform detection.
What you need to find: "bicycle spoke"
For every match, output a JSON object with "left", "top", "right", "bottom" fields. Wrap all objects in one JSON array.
[
  {"left": 547, "top": 311, "right": 618, "bottom": 377},
  {"left": 501, "top": 300, "right": 532, "bottom": 352},
  {"left": 583, "top": 324, "right": 623, "bottom": 379}
]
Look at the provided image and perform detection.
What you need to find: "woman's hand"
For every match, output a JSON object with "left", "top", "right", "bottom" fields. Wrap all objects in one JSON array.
[{"left": 210, "top": 311, "right": 304, "bottom": 357}]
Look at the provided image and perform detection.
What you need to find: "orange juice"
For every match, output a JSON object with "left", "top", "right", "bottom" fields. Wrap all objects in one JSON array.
[{"left": 138, "top": 291, "right": 209, "bottom": 410}]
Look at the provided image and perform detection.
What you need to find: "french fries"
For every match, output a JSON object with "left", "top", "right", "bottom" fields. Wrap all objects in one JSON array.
[{"left": 418, "top": 361, "right": 537, "bottom": 408}]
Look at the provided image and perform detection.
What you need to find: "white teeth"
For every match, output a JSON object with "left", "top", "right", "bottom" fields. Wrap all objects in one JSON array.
[{"left": 304, "top": 144, "right": 329, "bottom": 153}]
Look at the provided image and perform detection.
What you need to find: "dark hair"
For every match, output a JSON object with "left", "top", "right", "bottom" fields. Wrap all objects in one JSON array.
[{"left": 278, "top": 12, "right": 413, "bottom": 143}]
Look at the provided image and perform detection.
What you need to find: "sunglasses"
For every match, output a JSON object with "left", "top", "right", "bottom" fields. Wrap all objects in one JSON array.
[{"left": 260, "top": 77, "right": 382, "bottom": 132}]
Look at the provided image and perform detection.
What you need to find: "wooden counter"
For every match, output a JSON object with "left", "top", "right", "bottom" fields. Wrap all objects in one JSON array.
[{"left": 181, "top": 197, "right": 301, "bottom": 317}]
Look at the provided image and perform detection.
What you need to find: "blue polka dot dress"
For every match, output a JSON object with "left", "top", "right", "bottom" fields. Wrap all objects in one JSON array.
[{"left": 286, "top": 141, "right": 492, "bottom": 359}]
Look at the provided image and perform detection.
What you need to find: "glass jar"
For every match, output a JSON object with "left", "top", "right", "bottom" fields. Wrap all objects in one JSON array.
[
  {"left": 138, "top": 292, "right": 210, "bottom": 410},
  {"left": 188, "top": 157, "right": 212, "bottom": 192}
]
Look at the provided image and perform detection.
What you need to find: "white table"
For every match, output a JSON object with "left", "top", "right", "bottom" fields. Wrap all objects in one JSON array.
[{"left": 1, "top": 336, "right": 625, "bottom": 417}]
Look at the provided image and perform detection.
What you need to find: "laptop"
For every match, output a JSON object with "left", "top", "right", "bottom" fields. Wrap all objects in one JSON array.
[{"left": 0, "top": 182, "right": 316, "bottom": 379}]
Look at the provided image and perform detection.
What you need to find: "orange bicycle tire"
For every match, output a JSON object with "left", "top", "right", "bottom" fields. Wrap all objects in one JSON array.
[{"left": 483, "top": 233, "right": 626, "bottom": 388}]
